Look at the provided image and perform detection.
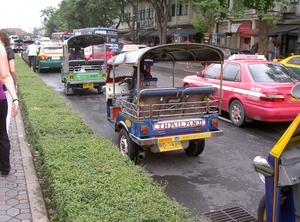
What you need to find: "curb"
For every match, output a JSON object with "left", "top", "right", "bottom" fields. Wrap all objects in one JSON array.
[{"left": 16, "top": 112, "right": 49, "bottom": 222}]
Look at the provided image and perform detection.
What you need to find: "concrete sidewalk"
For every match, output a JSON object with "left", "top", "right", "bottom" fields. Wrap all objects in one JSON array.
[{"left": 0, "top": 113, "right": 48, "bottom": 222}]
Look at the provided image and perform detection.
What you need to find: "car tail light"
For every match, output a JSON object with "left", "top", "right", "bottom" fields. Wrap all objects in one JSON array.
[
  {"left": 140, "top": 125, "right": 149, "bottom": 134},
  {"left": 70, "top": 74, "right": 74, "bottom": 79},
  {"left": 211, "top": 119, "right": 218, "bottom": 127},
  {"left": 260, "top": 92, "right": 284, "bottom": 102},
  {"left": 102, "top": 73, "right": 107, "bottom": 78},
  {"left": 40, "top": 54, "right": 48, "bottom": 60}
]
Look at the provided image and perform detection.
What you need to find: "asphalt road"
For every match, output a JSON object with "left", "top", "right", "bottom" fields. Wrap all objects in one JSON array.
[{"left": 34, "top": 62, "right": 291, "bottom": 220}]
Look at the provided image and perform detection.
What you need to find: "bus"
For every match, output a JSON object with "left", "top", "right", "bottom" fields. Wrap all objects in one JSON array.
[
  {"left": 73, "top": 27, "right": 119, "bottom": 53},
  {"left": 51, "top": 31, "right": 73, "bottom": 42}
]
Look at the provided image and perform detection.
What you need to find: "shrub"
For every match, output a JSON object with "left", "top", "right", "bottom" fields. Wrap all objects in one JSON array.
[{"left": 16, "top": 56, "right": 198, "bottom": 221}]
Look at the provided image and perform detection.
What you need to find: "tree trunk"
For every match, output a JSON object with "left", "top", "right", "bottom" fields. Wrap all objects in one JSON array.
[{"left": 257, "top": 17, "right": 268, "bottom": 59}]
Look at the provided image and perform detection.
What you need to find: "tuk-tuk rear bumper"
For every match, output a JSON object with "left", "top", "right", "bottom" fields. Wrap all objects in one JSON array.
[
  {"left": 130, "top": 129, "right": 224, "bottom": 146},
  {"left": 67, "top": 80, "right": 106, "bottom": 84},
  {"left": 130, "top": 130, "right": 223, "bottom": 153}
]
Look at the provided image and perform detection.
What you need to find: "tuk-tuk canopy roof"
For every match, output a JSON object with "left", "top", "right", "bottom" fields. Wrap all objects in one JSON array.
[
  {"left": 64, "top": 34, "right": 106, "bottom": 48},
  {"left": 108, "top": 43, "right": 224, "bottom": 65},
  {"left": 23, "top": 40, "right": 34, "bottom": 44},
  {"left": 13, "top": 40, "right": 24, "bottom": 44}
]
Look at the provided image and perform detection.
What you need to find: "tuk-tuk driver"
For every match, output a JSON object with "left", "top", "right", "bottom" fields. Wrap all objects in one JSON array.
[{"left": 69, "top": 47, "right": 84, "bottom": 60}]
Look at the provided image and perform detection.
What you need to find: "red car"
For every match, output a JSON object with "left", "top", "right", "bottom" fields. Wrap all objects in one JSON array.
[
  {"left": 181, "top": 54, "right": 300, "bottom": 126},
  {"left": 84, "top": 45, "right": 115, "bottom": 61}
]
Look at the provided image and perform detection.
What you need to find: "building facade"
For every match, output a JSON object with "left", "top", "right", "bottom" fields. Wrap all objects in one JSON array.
[{"left": 118, "top": 0, "right": 300, "bottom": 57}]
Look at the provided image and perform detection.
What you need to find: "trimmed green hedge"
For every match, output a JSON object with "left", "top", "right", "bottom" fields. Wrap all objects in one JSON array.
[{"left": 16, "top": 56, "right": 198, "bottom": 222}]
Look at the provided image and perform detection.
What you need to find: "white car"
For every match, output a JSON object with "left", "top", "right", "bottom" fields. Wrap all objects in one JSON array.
[{"left": 39, "top": 37, "right": 51, "bottom": 46}]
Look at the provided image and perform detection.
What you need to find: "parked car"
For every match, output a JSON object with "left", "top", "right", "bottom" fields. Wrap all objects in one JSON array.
[
  {"left": 181, "top": 54, "right": 300, "bottom": 127},
  {"left": 275, "top": 54, "right": 300, "bottom": 76},
  {"left": 35, "top": 45, "right": 63, "bottom": 73}
]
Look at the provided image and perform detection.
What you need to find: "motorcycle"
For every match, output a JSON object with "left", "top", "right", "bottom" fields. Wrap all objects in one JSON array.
[{"left": 253, "top": 83, "right": 300, "bottom": 222}]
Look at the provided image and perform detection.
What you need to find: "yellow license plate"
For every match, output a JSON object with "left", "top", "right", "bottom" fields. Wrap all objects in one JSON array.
[
  {"left": 83, "top": 83, "right": 94, "bottom": 89},
  {"left": 158, "top": 141, "right": 183, "bottom": 152},
  {"left": 179, "top": 132, "right": 212, "bottom": 141}
]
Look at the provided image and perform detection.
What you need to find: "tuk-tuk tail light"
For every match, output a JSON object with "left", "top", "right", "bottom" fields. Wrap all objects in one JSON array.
[
  {"left": 140, "top": 125, "right": 149, "bottom": 134},
  {"left": 70, "top": 74, "right": 74, "bottom": 79},
  {"left": 211, "top": 119, "right": 218, "bottom": 127}
]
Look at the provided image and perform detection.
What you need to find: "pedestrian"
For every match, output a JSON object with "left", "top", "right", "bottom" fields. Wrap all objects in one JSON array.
[
  {"left": 270, "top": 42, "right": 277, "bottom": 61},
  {"left": 0, "top": 40, "right": 19, "bottom": 177},
  {"left": 183, "top": 38, "right": 193, "bottom": 68},
  {"left": 0, "top": 30, "right": 17, "bottom": 133},
  {"left": 249, "top": 45, "right": 256, "bottom": 55},
  {"left": 276, "top": 45, "right": 280, "bottom": 59},
  {"left": 26, "top": 41, "right": 39, "bottom": 71},
  {"left": 69, "top": 47, "right": 83, "bottom": 60}
]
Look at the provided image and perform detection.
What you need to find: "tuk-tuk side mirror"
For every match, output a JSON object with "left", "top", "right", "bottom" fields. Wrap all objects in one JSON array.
[{"left": 253, "top": 156, "right": 274, "bottom": 177}]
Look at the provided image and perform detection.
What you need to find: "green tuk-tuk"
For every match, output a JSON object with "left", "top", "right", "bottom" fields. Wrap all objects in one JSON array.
[{"left": 61, "top": 34, "right": 107, "bottom": 95}]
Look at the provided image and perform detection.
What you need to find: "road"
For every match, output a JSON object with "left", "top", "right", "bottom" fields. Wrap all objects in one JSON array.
[{"left": 35, "top": 63, "right": 291, "bottom": 219}]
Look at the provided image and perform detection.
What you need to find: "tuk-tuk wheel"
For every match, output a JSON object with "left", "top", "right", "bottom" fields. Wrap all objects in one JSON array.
[
  {"left": 64, "top": 82, "right": 73, "bottom": 95},
  {"left": 118, "top": 129, "right": 139, "bottom": 161},
  {"left": 97, "top": 86, "right": 104, "bottom": 94},
  {"left": 184, "top": 139, "right": 205, "bottom": 156},
  {"left": 257, "top": 195, "right": 266, "bottom": 222}
]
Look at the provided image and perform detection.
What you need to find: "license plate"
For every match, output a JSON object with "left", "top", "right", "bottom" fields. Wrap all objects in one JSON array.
[
  {"left": 158, "top": 141, "right": 183, "bottom": 152},
  {"left": 179, "top": 132, "right": 212, "bottom": 141},
  {"left": 52, "top": 56, "right": 60, "bottom": 60},
  {"left": 83, "top": 83, "right": 94, "bottom": 89}
]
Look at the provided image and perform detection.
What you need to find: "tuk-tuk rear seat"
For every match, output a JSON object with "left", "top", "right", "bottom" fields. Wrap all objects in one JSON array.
[{"left": 126, "top": 86, "right": 218, "bottom": 118}]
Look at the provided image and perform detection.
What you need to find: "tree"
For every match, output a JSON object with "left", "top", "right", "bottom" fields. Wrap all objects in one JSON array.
[
  {"left": 148, "top": 0, "right": 173, "bottom": 44},
  {"left": 192, "top": 0, "right": 287, "bottom": 57},
  {"left": 41, "top": 0, "right": 123, "bottom": 36},
  {"left": 191, "top": 0, "right": 229, "bottom": 43},
  {"left": 231, "top": 0, "right": 286, "bottom": 58}
]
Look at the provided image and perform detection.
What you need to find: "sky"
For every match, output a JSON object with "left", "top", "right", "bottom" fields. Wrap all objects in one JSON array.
[{"left": 0, "top": 0, "right": 62, "bottom": 33}]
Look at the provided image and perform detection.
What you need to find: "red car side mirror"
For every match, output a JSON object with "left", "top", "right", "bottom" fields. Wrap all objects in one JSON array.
[{"left": 196, "top": 71, "right": 204, "bottom": 77}]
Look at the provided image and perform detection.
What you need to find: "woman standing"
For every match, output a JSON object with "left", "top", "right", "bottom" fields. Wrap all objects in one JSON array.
[
  {"left": 0, "top": 30, "right": 17, "bottom": 132},
  {"left": 0, "top": 39, "right": 19, "bottom": 177}
]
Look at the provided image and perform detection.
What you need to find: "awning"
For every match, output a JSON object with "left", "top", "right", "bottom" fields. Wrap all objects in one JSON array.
[
  {"left": 167, "top": 28, "right": 177, "bottom": 36},
  {"left": 231, "top": 23, "right": 251, "bottom": 33},
  {"left": 138, "top": 30, "right": 155, "bottom": 36},
  {"left": 212, "top": 33, "right": 226, "bottom": 38},
  {"left": 240, "top": 28, "right": 259, "bottom": 38},
  {"left": 148, "top": 30, "right": 158, "bottom": 37},
  {"left": 288, "top": 28, "right": 300, "bottom": 36},
  {"left": 268, "top": 25, "right": 299, "bottom": 35},
  {"left": 179, "top": 28, "right": 199, "bottom": 35}
]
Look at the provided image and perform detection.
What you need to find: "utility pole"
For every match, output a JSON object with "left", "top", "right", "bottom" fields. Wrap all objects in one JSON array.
[
  {"left": 296, "top": 27, "right": 300, "bottom": 54},
  {"left": 135, "top": 1, "right": 139, "bottom": 44}
]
